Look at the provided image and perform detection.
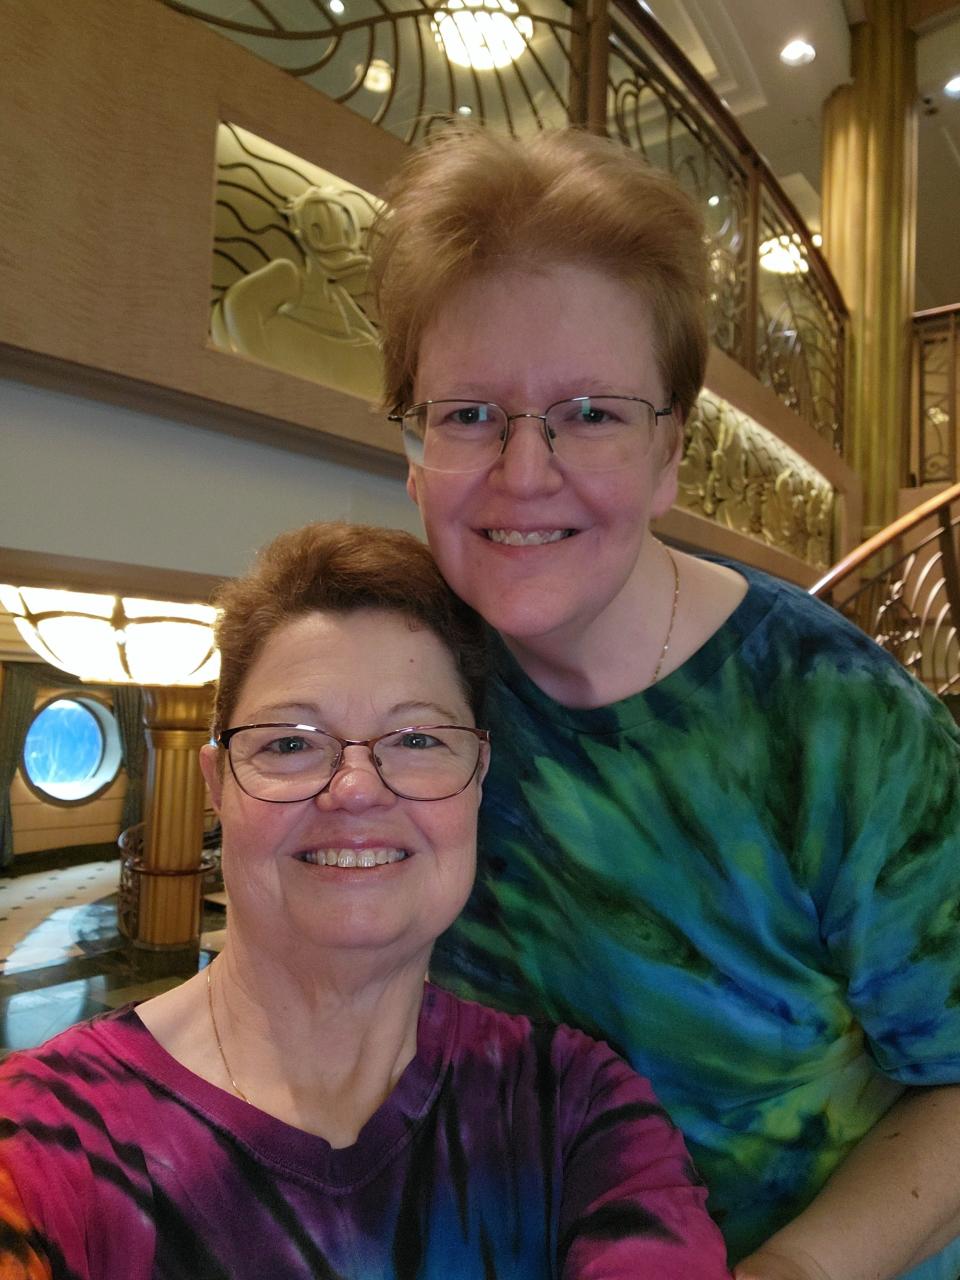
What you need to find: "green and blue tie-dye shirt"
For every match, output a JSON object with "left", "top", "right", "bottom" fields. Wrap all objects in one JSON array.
[{"left": 431, "top": 562, "right": 960, "bottom": 1273}]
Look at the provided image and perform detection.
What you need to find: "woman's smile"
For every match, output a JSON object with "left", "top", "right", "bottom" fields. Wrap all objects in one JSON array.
[
  {"left": 203, "top": 609, "right": 486, "bottom": 958},
  {"left": 482, "top": 527, "right": 576, "bottom": 546},
  {"left": 296, "top": 847, "right": 411, "bottom": 869},
  {"left": 409, "top": 263, "right": 680, "bottom": 655}
]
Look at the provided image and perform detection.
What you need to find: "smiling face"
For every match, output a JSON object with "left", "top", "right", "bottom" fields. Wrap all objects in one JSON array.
[
  {"left": 200, "top": 608, "right": 486, "bottom": 968},
  {"left": 407, "top": 263, "right": 680, "bottom": 656}
]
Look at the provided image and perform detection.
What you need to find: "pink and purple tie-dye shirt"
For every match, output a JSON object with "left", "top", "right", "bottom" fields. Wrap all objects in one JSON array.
[{"left": 0, "top": 982, "right": 729, "bottom": 1279}]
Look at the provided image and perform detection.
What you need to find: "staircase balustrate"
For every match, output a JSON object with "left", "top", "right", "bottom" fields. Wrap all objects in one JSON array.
[
  {"left": 811, "top": 482, "right": 960, "bottom": 695},
  {"left": 160, "top": 0, "right": 847, "bottom": 450},
  {"left": 912, "top": 304, "right": 960, "bottom": 485}
]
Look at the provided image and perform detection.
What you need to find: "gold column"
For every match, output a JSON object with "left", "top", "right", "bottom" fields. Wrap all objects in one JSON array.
[
  {"left": 821, "top": 0, "right": 918, "bottom": 536},
  {"left": 135, "top": 685, "right": 214, "bottom": 949}
]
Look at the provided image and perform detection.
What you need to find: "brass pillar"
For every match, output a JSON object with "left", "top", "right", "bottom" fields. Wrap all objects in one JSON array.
[
  {"left": 821, "top": 0, "right": 918, "bottom": 536},
  {"left": 135, "top": 685, "right": 214, "bottom": 949}
]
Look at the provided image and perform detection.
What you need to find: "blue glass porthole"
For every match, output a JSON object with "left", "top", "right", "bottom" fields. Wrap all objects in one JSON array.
[{"left": 22, "top": 697, "right": 121, "bottom": 804}]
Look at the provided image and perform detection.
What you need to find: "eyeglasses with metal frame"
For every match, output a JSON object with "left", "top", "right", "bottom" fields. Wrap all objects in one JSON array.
[
  {"left": 388, "top": 394, "right": 676, "bottom": 473},
  {"left": 218, "top": 723, "right": 490, "bottom": 803}
]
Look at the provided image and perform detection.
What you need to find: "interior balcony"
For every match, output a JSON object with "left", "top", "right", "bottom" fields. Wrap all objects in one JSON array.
[{"left": 0, "top": 0, "right": 957, "bottom": 1045}]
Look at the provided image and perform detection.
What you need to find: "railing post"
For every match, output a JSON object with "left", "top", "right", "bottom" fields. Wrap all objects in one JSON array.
[
  {"left": 910, "top": 320, "right": 921, "bottom": 485},
  {"left": 584, "top": 0, "right": 610, "bottom": 135},
  {"left": 952, "top": 311, "right": 958, "bottom": 483},
  {"left": 567, "top": 0, "right": 589, "bottom": 126},
  {"left": 938, "top": 506, "right": 960, "bottom": 630},
  {"left": 741, "top": 161, "right": 760, "bottom": 377}
]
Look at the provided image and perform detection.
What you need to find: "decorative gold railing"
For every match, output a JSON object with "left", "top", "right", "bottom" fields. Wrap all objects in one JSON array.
[
  {"left": 810, "top": 482, "right": 960, "bottom": 696},
  {"left": 912, "top": 304, "right": 959, "bottom": 485},
  {"left": 160, "top": 0, "right": 848, "bottom": 450}
]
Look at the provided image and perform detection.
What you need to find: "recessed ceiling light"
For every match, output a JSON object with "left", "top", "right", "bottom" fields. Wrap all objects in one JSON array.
[
  {"left": 707, "top": 195, "right": 720, "bottom": 207},
  {"left": 811, "top": 232, "right": 823, "bottom": 247},
  {"left": 780, "top": 39, "right": 816, "bottom": 67},
  {"left": 457, "top": 104, "right": 473, "bottom": 116},
  {"left": 945, "top": 75, "right": 960, "bottom": 98},
  {"left": 329, "top": 0, "right": 345, "bottom": 12}
]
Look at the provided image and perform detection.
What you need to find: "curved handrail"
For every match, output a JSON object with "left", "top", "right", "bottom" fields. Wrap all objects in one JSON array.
[
  {"left": 915, "top": 302, "right": 960, "bottom": 323},
  {"left": 170, "top": 0, "right": 849, "bottom": 450},
  {"left": 810, "top": 481, "right": 960, "bottom": 598},
  {"left": 810, "top": 482, "right": 960, "bottom": 696}
]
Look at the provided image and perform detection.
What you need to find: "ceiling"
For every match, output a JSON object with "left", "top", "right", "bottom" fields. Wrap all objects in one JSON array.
[{"left": 648, "top": 0, "right": 960, "bottom": 310}]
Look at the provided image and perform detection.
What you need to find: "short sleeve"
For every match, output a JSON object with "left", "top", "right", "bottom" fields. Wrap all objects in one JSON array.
[
  {"left": 817, "top": 680, "right": 960, "bottom": 1083},
  {"left": 554, "top": 1028, "right": 731, "bottom": 1278}
]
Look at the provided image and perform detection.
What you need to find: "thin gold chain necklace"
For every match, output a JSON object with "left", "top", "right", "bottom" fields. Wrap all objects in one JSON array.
[
  {"left": 651, "top": 544, "right": 680, "bottom": 685},
  {"left": 206, "top": 962, "right": 250, "bottom": 1103}
]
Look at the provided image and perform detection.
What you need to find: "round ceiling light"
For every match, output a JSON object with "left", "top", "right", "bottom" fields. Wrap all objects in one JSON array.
[
  {"left": 0, "top": 586, "right": 220, "bottom": 686},
  {"left": 431, "top": 0, "right": 534, "bottom": 71},
  {"left": 780, "top": 39, "right": 816, "bottom": 67}
]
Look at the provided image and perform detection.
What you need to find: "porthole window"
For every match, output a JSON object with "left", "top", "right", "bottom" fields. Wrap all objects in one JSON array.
[{"left": 21, "top": 696, "right": 122, "bottom": 804}]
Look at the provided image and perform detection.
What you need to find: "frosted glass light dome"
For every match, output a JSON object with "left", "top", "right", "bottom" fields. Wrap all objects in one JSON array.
[
  {"left": 431, "top": 0, "right": 534, "bottom": 71},
  {"left": 0, "top": 586, "right": 220, "bottom": 686}
]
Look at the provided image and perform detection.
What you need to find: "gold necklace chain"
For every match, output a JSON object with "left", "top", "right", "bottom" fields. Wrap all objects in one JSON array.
[
  {"left": 205, "top": 556, "right": 678, "bottom": 1094},
  {"left": 651, "top": 544, "right": 680, "bottom": 685},
  {"left": 206, "top": 962, "right": 250, "bottom": 1103}
]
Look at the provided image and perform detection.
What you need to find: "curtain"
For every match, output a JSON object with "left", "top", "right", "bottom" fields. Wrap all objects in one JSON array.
[
  {"left": 0, "top": 664, "right": 51, "bottom": 867},
  {"left": 0, "top": 661, "right": 149, "bottom": 867},
  {"left": 112, "top": 684, "right": 145, "bottom": 831}
]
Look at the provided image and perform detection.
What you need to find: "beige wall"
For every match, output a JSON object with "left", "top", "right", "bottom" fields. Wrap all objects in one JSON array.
[
  {"left": 1, "top": 377, "right": 420, "bottom": 582},
  {"left": 11, "top": 770, "right": 126, "bottom": 858}
]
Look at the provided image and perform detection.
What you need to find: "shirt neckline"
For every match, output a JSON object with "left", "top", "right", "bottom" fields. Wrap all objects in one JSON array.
[
  {"left": 90, "top": 981, "right": 457, "bottom": 1192},
  {"left": 489, "top": 560, "right": 783, "bottom": 734}
]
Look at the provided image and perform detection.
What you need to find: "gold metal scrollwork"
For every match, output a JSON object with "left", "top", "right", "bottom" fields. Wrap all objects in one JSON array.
[{"left": 677, "top": 390, "right": 835, "bottom": 568}]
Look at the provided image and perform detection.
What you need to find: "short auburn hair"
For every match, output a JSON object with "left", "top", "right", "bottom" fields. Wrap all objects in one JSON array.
[
  {"left": 372, "top": 127, "right": 709, "bottom": 428},
  {"left": 211, "top": 522, "right": 487, "bottom": 737}
]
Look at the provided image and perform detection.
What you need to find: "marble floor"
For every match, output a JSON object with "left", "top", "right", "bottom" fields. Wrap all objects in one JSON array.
[{"left": 0, "top": 859, "right": 225, "bottom": 1055}]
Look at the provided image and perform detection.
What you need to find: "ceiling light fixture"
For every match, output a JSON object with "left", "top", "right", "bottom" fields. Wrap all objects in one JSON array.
[
  {"left": 0, "top": 586, "right": 220, "bottom": 686},
  {"left": 329, "top": 0, "right": 345, "bottom": 12},
  {"left": 431, "top": 0, "right": 534, "bottom": 71},
  {"left": 362, "top": 58, "right": 393, "bottom": 91},
  {"left": 811, "top": 232, "right": 823, "bottom": 247},
  {"left": 780, "top": 39, "right": 816, "bottom": 67},
  {"left": 945, "top": 75, "right": 960, "bottom": 99},
  {"left": 707, "top": 194, "right": 720, "bottom": 207},
  {"left": 759, "top": 233, "right": 810, "bottom": 275}
]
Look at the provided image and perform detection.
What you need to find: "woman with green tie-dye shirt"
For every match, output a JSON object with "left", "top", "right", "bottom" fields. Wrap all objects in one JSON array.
[{"left": 373, "top": 127, "right": 960, "bottom": 1280}]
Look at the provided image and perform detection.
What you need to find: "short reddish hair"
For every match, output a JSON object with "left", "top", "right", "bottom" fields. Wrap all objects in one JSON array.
[
  {"left": 372, "top": 127, "right": 708, "bottom": 430},
  {"left": 211, "top": 522, "right": 486, "bottom": 736}
]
